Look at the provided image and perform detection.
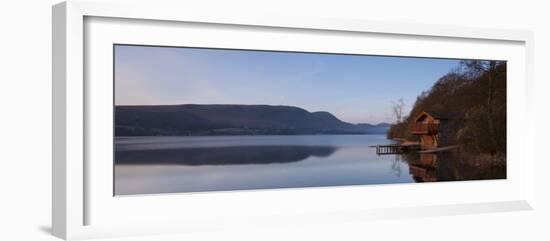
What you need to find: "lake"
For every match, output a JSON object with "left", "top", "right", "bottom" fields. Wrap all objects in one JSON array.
[{"left": 114, "top": 134, "right": 502, "bottom": 195}]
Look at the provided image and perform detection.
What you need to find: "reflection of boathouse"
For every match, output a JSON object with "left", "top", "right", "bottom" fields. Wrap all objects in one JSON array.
[
  {"left": 411, "top": 111, "right": 454, "bottom": 150},
  {"left": 408, "top": 153, "right": 438, "bottom": 182}
]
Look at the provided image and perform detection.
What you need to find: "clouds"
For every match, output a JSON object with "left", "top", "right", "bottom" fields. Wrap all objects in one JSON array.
[{"left": 114, "top": 45, "right": 460, "bottom": 123}]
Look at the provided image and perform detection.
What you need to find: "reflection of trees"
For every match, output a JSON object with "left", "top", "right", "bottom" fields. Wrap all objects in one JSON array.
[
  {"left": 390, "top": 154, "right": 403, "bottom": 177},
  {"left": 399, "top": 152, "right": 506, "bottom": 182},
  {"left": 116, "top": 145, "right": 339, "bottom": 166}
]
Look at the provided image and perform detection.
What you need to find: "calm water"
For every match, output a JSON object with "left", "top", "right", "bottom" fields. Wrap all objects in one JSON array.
[{"left": 114, "top": 135, "right": 424, "bottom": 195}]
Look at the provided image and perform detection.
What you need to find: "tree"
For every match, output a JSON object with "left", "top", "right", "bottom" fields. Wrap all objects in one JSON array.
[
  {"left": 387, "top": 61, "right": 506, "bottom": 155},
  {"left": 392, "top": 98, "right": 405, "bottom": 124},
  {"left": 459, "top": 60, "right": 506, "bottom": 154}
]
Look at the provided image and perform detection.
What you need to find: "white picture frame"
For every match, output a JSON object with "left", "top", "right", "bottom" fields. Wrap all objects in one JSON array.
[{"left": 52, "top": 0, "right": 535, "bottom": 240}]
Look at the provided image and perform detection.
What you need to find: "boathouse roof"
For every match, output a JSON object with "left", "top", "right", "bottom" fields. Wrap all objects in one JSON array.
[{"left": 414, "top": 111, "right": 454, "bottom": 122}]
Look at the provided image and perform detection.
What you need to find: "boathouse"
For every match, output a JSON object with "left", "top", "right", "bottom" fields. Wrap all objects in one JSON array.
[{"left": 411, "top": 111, "right": 453, "bottom": 150}]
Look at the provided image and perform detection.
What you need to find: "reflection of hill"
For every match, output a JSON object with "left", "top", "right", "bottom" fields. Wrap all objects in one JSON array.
[{"left": 115, "top": 145, "right": 338, "bottom": 166}]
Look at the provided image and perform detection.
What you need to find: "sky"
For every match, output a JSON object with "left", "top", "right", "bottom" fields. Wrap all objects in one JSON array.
[{"left": 114, "top": 45, "right": 461, "bottom": 124}]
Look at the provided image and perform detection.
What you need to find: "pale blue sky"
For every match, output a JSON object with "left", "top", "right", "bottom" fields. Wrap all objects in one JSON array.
[{"left": 114, "top": 45, "right": 461, "bottom": 124}]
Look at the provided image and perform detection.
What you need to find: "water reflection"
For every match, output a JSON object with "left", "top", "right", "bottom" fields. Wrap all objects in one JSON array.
[
  {"left": 399, "top": 152, "right": 506, "bottom": 182},
  {"left": 390, "top": 154, "right": 405, "bottom": 177},
  {"left": 113, "top": 135, "right": 505, "bottom": 195},
  {"left": 407, "top": 153, "right": 438, "bottom": 182},
  {"left": 116, "top": 145, "right": 339, "bottom": 165},
  {"left": 114, "top": 135, "right": 415, "bottom": 195}
]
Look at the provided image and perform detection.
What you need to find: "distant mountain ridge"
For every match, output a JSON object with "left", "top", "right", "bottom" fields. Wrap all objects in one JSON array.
[
  {"left": 115, "top": 104, "right": 390, "bottom": 136},
  {"left": 356, "top": 123, "right": 392, "bottom": 134}
]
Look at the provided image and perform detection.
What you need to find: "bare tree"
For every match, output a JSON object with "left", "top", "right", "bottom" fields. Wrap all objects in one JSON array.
[{"left": 392, "top": 98, "right": 405, "bottom": 123}]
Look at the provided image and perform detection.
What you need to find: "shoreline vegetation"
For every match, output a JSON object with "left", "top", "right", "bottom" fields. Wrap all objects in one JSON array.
[{"left": 386, "top": 60, "right": 506, "bottom": 177}]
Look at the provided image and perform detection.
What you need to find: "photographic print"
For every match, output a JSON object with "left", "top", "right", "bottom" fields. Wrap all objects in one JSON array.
[{"left": 114, "top": 44, "right": 506, "bottom": 195}]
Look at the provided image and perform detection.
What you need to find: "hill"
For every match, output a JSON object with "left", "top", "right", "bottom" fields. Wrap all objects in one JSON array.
[
  {"left": 356, "top": 123, "right": 391, "bottom": 134},
  {"left": 115, "top": 104, "right": 389, "bottom": 136},
  {"left": 387, "top": 60, "right": 506, "bottom": 155}
]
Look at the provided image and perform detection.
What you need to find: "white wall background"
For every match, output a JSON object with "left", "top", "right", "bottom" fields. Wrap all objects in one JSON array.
[{"left": 0, "top": 0, "right": 548, "bottom": 240}]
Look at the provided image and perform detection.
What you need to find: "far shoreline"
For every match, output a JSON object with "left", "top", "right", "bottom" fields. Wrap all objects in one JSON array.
[{"left": 114, "top": 133, "right": 389, "bottom": 138}]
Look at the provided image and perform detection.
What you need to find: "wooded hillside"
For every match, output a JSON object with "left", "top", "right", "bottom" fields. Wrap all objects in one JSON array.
[{"left": 387, "top": 60, "right": 506, "bottom": 155}]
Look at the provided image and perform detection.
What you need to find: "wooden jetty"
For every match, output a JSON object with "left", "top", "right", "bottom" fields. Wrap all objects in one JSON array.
[
  {"left": 372, "top": 144, "right": 420, "bottom": 155},
  {"left": 418, "top": 144, "right": 461, "bottom": 153}
]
